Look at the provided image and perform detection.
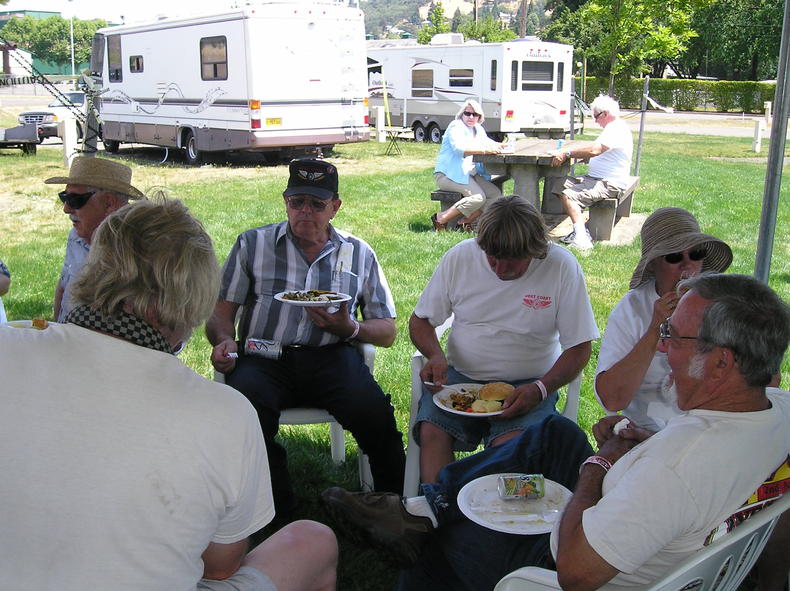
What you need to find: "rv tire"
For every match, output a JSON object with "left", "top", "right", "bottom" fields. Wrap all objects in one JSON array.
[
  {"left": 412, "top": 122, "right": 426, "bottom": 143},
  {"left": 427, "top": 123, "right": 442, "bottom": 144},
  {"left": 184, "top": 130, "right": 202, "bottom": 165},
  {"left": 103, "top": 139, "right": 120, "bottom": 153}
]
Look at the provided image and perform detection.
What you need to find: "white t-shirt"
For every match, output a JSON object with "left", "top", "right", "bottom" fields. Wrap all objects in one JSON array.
[
  {"left": 594, "top": 281, "right": 680, "bottom": 431},
  {"left": 588, "top": 118, "right": 633, "bottom": 189},
  {"left": 414, "top": 240, "right": 599, "bottom": 381},
  {"left": 551, "top": 388, "right": 790, "bottom": 589},
  {"left": 0, "top": 323, "right": 274, "bottom": 591}
]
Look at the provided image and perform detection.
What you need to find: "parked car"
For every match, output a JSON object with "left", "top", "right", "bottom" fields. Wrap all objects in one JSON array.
[{"left": 18, "top": 91, "right": 86, "bottom": 142}]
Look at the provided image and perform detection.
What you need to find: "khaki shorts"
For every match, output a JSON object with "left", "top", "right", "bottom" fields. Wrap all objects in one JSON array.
[
  {"left": 560, "top": 175, "right": 621, "bottom": 208},
  {"left": 198, "top": 566, "right": 277, "bottom": 591}
]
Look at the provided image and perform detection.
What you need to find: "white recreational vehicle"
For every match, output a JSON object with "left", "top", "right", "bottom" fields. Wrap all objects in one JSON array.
[
  {"left": 367, "top": 35, "right": 575, "bottom": 143},
  {"left": 89, "top": 1, "right": 370, "bottom": 164}
]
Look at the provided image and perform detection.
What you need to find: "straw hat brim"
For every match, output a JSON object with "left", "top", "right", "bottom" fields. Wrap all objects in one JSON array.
[
  {"left": 44, "top": 173, "right": 144, "bottom": 199},
  {"left": 629, "top": 233, "right": 733, "bottom": 290}
]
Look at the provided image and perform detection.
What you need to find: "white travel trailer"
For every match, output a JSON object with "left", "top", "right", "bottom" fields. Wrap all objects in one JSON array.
[
  {"left": 367, "top": 35, "right": 575, "bottom": 143},
  {"left": 89, "top": 1, "right": 370, "bottom": 164}
]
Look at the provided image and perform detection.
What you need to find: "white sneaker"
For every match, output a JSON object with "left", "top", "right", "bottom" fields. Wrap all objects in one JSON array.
[{"left": 569, "top": 228, "right": 594, "bottom": 251}]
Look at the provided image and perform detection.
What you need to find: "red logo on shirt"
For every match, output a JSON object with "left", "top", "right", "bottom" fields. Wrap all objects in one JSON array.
[{"left": 523, "top": 295, "right": 552, "bottom": 309}]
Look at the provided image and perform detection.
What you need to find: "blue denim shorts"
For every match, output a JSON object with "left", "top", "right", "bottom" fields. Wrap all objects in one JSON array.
[
  {"left": 198, "top": 566, "right": 276, "bottom": 591},
  {"left": 412, "top": 367, "right": 559, "bottom": 452}
]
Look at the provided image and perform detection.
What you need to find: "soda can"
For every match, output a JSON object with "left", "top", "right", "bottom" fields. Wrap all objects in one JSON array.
[{"left": 556, "top": 139, "right": 565, "bottom": 150}]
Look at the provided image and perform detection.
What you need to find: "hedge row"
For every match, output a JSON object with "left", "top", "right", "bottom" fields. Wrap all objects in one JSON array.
[{"left": 579, "top": 77, "right": 777, "bottom": 114}]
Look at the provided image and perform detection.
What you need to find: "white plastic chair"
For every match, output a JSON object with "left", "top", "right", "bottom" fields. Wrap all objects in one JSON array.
[
  {"left": 403, "top": 316, "right": 583, "bottom": 497},
  {"left": 494, "top": 493, "right": 790, "bottom": 591},
  {"left": 214, "top": 342, "right": 374, "bottom": 492}
]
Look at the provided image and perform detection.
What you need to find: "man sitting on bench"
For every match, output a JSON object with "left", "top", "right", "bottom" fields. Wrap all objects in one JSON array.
[{"left": 550, "top": 95, "right": 633, "bottom": 252}]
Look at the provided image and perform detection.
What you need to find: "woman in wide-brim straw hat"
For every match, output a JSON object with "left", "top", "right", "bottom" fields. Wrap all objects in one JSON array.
[{"left": 593, "top": 207, "right": 733, "bottom": 431}]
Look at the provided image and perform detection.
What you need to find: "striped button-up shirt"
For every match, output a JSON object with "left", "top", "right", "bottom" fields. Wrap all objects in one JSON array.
[{"left": 219, "top": 221, "right": 396, "bottom": 346}]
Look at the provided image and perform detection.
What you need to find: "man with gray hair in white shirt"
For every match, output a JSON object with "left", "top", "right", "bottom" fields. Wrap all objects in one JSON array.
[{"left": 550, "top": 95, "right": 633, "bottom": 252}]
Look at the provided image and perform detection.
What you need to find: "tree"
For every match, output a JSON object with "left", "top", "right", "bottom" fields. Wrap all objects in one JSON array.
[
  {"left": 543, "top": 0, "right": 705, "bottom": 91},
  {"left": 417, "top": 2, "right": 451, "bottom": 44},
  {"left": 1, "top": 15, "right": 105, "bottom": 70},
  {"left": 673, "top": 0, "right": 783, "bottom": 80},
  {"left": 459, "top": 16, "right": 517, "bottom": 43}
]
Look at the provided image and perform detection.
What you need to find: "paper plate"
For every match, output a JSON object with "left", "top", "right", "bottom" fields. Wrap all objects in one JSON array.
[
  {"left": 458, "top": 474, "right": 572, "bottom": 535},
  {"left": 274, "top": 291, "right": 352, "bottom": 307}
]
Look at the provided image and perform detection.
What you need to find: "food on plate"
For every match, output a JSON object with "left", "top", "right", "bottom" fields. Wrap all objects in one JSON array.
[
  {"left": 441, "top": 382, "right": 511, "bottom": 414},
  {"left": 447, "top": 390, "right": 478, "bottom": 412},
  {"left": 498, "top": 474, "right": 546, "bottom": 500},
  {"left": 471, "top": 399, "right": 503, "bottom": 413},
  {"left": 479, "top": 381, "right": 514, "bottom": 401},
  {"left": 281, "top": 290, "right": 344, "bottom": 302},
  {"left": 31, "top": 318, "right": 49, "bottom": 330}
]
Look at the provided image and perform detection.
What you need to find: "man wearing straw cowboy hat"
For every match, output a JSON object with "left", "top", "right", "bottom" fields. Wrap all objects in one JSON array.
[{"left": 45, "top": 156, "right": 145, "bottom": 322}]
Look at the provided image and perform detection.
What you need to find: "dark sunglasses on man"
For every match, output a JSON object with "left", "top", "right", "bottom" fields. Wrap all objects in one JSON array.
[
  {"left": 286, "top": 196, "right": 329, "bottom": 212},
  {"left": 663, "top": 248, "right": 707, "bottom": 265},
  {"left": 58, "top": 190, "right": 97, "bottom": 210}
]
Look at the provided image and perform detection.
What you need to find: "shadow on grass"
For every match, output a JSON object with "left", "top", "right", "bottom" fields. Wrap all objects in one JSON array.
[{"left": 255, "top": 429, "right": 400, "bottom": 591}]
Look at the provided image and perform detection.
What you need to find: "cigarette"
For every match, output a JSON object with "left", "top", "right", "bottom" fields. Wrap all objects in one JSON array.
[
  {"left": 423, "top": 381, "right": 435, "bottom": 386},
  {"left": 226, "top": 352, "right": 239, "bottom": 359}
]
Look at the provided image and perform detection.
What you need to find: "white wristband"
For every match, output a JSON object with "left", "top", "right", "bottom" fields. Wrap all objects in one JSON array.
[
  {"left": 534, "top": 379, "right": 548, "bottom": 401},
  {"left": 580, "top": 455, "right": 613, "bottom": 474},
  {"left": 346, "top": 319, "right": 360, "bottom": 341}
]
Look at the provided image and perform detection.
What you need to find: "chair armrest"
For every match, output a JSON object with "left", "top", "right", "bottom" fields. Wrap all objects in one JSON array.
[{"left": 494, "top": 566, "right": 561, "bottom": 591}]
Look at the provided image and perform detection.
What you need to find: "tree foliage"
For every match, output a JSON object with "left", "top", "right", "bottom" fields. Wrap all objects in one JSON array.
[
  {"left": 459, "top": 16, "right": 517, "bottom": 43},
  {"left": 672, "top": 0, "right": 783, "bottom": 80},
  {"left": 417, "top": 2, "right": 451, "bottom": 44},
  {"left": 1, "top": 15, "right": 106, "bottom": 68},
  {"left": 543, "top": 0, "right": 707, "bottom": 91}
]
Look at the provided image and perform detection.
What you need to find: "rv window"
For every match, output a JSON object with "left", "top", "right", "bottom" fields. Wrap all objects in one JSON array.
[
  {"left": 510, "top": 61, "right": 518, "bottom": 91},
  {"left": 521, "top": 61, "right": 553, "bottom": 92},
  {"left": 449, "top": 68, "right": 473, "bottom": 88},
  {"left": 490, "top": 60, "right": 497, "bottom": 91},
  {"left": 130, "top": 55, "right": 144, "bottom": 73},
  {"left": 200, "top": 36, "right": 228, "bottom": 81},
  {"left": 557, "top": 62, "right": 564, "bottom": 92},
  {"left": 412, "top": 69, "right": 433, "bottom": 98},
  {"left": 90, "top": 34, "right": 105, "bottom": 78},
  {"left": 107, "top": 35, "right": 123, "bottom": 83}
]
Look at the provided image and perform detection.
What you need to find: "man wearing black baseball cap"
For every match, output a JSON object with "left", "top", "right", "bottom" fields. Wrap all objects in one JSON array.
[{"left": 207, "top": 158, "right": 405, "bottom": 522}]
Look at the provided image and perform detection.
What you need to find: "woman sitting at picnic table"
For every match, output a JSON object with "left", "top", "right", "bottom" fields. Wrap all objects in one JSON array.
[
  {"left": 431, "top": 99, "right": 505, "bottom": 232},
  {"left": 594, "top": 207, "right": 733, "bottom": 431}
]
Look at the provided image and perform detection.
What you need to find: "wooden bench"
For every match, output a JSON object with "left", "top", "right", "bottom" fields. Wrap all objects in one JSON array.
[
  {"left": 586, "top": 176, "right": 639, "bottom": 241},
  {"left": 430, "top": 175, "right": 511, "bottom": 229}
]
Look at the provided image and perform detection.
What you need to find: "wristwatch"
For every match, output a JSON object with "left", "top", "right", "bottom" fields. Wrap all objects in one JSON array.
[{"left": 565, "top": 151, "right": 573, "bottom": 160}]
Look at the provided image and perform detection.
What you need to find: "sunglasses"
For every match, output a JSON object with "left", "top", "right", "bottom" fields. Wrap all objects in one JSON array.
[
  {"left": 663, "top": 249, "right": 707, "bottom": 265},
  {"left": 462, "top": 111, "right": 480, "bottom": 118},
  {"left": 286, "top": 196, "right": 329, "bottom": 212},
  {"left": 593, "top": 111, "right": 605, "bottom": 120},
  {"left": 58, "top": 190, "right": 97, "bottom": 210}
]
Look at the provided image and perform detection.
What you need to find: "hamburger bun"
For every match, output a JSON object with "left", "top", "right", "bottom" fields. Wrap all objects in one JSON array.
[
  {"left": 479, "top": 381, "right": 514, "bottom": 401},
  {"left": 472, "top": 399, "right": 503, "bottom": 413}
]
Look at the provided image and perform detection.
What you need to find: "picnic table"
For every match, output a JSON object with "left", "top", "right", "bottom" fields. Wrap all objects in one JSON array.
[{"left": 473, "top": 138, "right": 585, "bottom": 211}]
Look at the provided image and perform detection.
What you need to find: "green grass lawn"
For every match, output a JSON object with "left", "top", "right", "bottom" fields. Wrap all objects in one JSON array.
[{"left": 1, "top": 133, "right": 788, "bottom": 589}]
